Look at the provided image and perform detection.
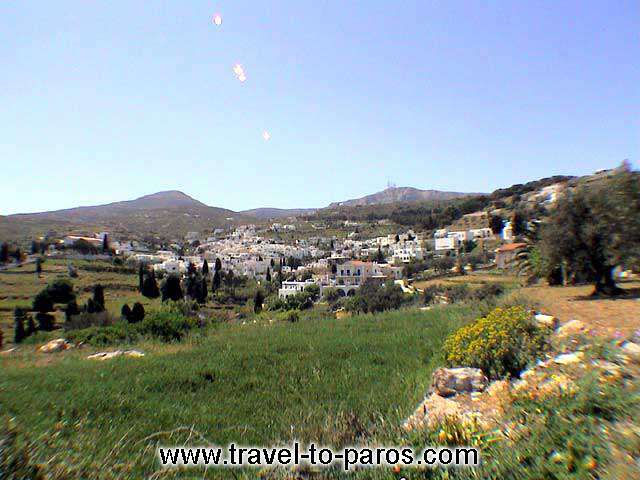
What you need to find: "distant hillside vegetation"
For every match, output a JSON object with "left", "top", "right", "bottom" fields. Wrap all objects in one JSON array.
[
  {"left": 328, "top": 187, "right": 480, "bottom": 208},
  {"left": 240, "top": 208, "right": 316, "bottom": 219},
  {"left": 0, "top": 191, "right": 250, "bottom": 241}
]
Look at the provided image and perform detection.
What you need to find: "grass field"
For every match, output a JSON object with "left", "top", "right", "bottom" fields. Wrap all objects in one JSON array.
[
  {"left": 0, "top": 259, "right": 161, "bottom": 343},
  {"left": 0, "top": 305, "right": 475, "bottom": 478}
]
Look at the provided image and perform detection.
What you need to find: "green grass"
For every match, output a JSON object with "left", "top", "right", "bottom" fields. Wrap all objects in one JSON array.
[{"left": 0, "top": 305, "right": 473, "bottom": 478}]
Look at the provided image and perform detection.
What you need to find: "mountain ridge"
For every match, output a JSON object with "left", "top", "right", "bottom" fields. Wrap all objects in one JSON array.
[{"left": 327, "top": 186, "right": 482, "bottom": 208}]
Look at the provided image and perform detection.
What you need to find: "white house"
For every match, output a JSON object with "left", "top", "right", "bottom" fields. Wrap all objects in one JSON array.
[
  {"left": 278, "top": 280, "right": 316, "bottom": 299},
  {"left": 435, "top": 237, "right": 460, "bottom": 252},
  {"left": 469, "top": 228, "right": 493, "bottom": 240}
]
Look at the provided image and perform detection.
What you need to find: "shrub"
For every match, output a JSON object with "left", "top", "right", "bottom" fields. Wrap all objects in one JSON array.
[
  {"left": 161, "top": 274, "right": 183, "bottom": 302},
  {"left": 32, "top": 290, "right": 53, "bottom": 313},
  {"left": 285, "top": 291, "right": 314, "bottom": 310},
  {"left": 66, "top": 323, "right": 132, "bottom": 346},
  {"left": 265, "top": 296, "right": 285, "bottom": 311},
  {"left": 13, "top": 308, "right": 27, "bottom": 343},
  {"left": 45, "top": 279, "right": 75, "bottom": 304},
  {"left": 278, "top": 310, "right": 299, "bottom": 323},
  {"left": 322, "top": 287, "right": 342, "bottom": 305},
  {"left": 35, "top": 313, "right": 55, "bottom": 331},
  {"left": 443, "top": 305, "right": 550, "bottom": 379},
  {"left": 64, "top": 311, "right": 115, "bottom": 331},
  {"left": 441, "top": 284, "right": 470, "bottom": 303},
  {"left": 131, "top": 302, "right": 145, "bottom": 323},
  {"left": 472, "top": 283, "right": 504, "bottom": 301},
  {"left": 137, "top": 312, "right": 199, "bottom": 342},
  {"left": 121, "top": 303, "right": 132, "bottom": 321}
]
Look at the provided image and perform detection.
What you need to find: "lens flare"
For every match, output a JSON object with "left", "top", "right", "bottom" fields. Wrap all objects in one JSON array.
[
  {"left": 213, "top": 14, "right": 222, "bottom": 26},
  {"left": 262, "top": 131, "right": 271, "bottom": 141},
  {"left": 233, "top": 64, "right": 246, "bottom": 82}
]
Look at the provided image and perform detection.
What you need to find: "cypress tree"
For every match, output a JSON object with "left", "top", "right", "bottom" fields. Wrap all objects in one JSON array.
[
  {"left": 131, "top": 302, "right": 145, "bottom": 323},
  {"left": 214, "top": 258, "right": 222, "bottom": 272},
  {"left": 102, "top": 234, "right": 109, "bottom": 253},
  {"left": 13, "top": 308, "right": 26, "bottom": 344},
  {"left": 199, "top": 277, "right": 208, "bottom": 304},
  {"left": 212, "top": 270, "right": 221, "bottom": 291},
  {"left": 202, "top": 259, "right": 209, "bottom": 276},
  {"left": 121, "top": 303, "right": 132, "bottom": 321},
  {"left": 26, "top": 315, "right": 37, "bottom": 337},
  {"left": 92, "top": 285, "right": 105, "bottom": 312},
  {"left": 138, "top": 264, "right": 145, "bottom": 292},
  {"left": 266, "top": 267, "right": 271, "bottom": 282},
  {"left": 253, "top": 290, "right": 264, "bottom": 314}
]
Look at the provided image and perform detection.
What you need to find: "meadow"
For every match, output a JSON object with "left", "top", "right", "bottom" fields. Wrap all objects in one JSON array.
[
  {"left": 0, "top": 305, "right": 474, "bottom": 478},
  {"left": 0, "top": 258, "right": 162, "bottom": 341}
]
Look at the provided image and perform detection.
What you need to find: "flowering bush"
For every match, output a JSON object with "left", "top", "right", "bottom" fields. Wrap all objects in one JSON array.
[{"left": 443, "top": 306, "right": 550, "bottom": 379}]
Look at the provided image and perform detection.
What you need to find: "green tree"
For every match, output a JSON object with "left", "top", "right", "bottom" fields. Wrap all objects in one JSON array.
[
  {"left": 265, "top": 267, "right": 271, "bottom": 282},
  {"left": 131, "top": 302, "right": 145, "bottom": 323},
  {"left": 202, "top": 259, "right": 209, "bottom": 276},
  {"left": 212, "top": 270, "right": 221, "bottom": 291},
  {"left": 489, "top": 214, "right": 504, "bottom": 235},
  {"left": 32, "top": 290, "right": 53, "bottom": 314},
  {"left": 0, "top": 242, "right": 8, "bottom": 263},
  {"left": 141, "top": 271, "right": 160, "bottom": 299},
  {"left": 14, "top": 308, "right": 28, "bottom": 343},
  {"left": 512, "top": 209, "right": 528, "bottom": 237},
  {"left": 138, "top": 264, "right": 145, "bottom": 292},
  {"left": 254, "top": 289, "right": 264, "bottom": 314},
  {"left": 91, "top": 285, "right": 105, "bottom": 312},
  {"left": 121, "top": 304, "right": 132, "bottom": 321},
  {"left": 35, "top": 257, "right": 43, "bottom": 276},
  {"left": 102, "top": 234, "right": 109, "bottom": 253},
  {"left": 26, "top": 315, "right": 37, "bottom": 337},
  {"left": 46, "top": 279, "right": 75, "bottom": 304},
  {"left": 161, "top": 274, "right": 184, "bottom": 302},
  {"left": 541, "top": 163, "right": 640, "bottom": 295},
  {"left": 214, "top": 258, "right": 222, "bottom": 272}
]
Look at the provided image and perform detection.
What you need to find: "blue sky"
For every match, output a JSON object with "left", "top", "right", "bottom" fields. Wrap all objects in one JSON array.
[{"left": 1, "top": 1, "right": 638, "bottom": 214}]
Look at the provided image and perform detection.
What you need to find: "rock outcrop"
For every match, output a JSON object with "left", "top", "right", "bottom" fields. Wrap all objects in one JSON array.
[{"left": 431, "top": 367, "right": 488, "bottom": 397}]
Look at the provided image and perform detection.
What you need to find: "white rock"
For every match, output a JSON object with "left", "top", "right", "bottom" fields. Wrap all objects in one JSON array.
[
  {"left": 553, "top": 351, "right": 585, "bottom": 365},
  {"left": 556, "top": 320, "right": 587, "bottom": 338},
  {"left": 621, "top": 342, "right": 640, "bottom": 362},
  {"left": 535, "top": 313, "right": 559, "bottom": 330},
  {"left": 38, "top": 338, "right": 72, "bottom": 353},
  {"left": 125, "top": 350, "right": 145, "bottom": 358},
  {"left": 87, "top": 349, "right": 145, "bottom": 360}
]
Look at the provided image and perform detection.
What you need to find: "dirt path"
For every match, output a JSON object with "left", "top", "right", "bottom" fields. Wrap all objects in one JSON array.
[{"left": 520, "top": 280, "right": 640, "bottom": 337}]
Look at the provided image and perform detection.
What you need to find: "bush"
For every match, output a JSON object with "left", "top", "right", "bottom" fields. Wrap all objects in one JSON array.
[
  {"left": 32, "top": 290, "right": 53, "bottom": 313},
  {"left": 472, "top": 283, "right": 504, "bottom": 301},
  {"left": 46, "top": 279, "right": 76, "bottom": 303},
  {"left": 285, "top": 291, "right": 314, "bottom": 310},
  {"left": 278, "top": 310, "right": 299, "bottom": 323},
  {"left": 131, "top": 302, "right": 145, "bottom": 323},
  {"left": 64, "top": 311, "right": 115, "bottom": 331},
  {"left": 443, "top": 305, "right": 550, "bottom": 379},
  {"left": 137, "top": 312, "right": 199, "bottom": 342},
  {"left": 265, "top": 296, "right": 285, "bottom": 311},
  {"left": 322, "top": 287, "right": 342, "bottom": 305},
  {"left": 66, "top": 323, "right": 132, "bottom": 346}
]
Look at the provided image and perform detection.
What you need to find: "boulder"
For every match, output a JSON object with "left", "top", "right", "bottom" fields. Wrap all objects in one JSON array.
[
  {"left": 621, "top": 342, "right": 640, "bottom": 363},
  {"left": 534, "top": 313, "right": 558, "bottom": 330},
  {"left": 553, "top": 351, "right": 585, "bottom": 366},
  {"left": 431, "top": 367, "right": 488, "bottom": 397},
  {"left": 87, "top": 350, "right": 145, "bottom": 361},
  {"left": 404, "top": 393, "right": 464, "bottom": 430},
  {"left": 556, "top": 320, "right": 587, "bottom": 338},
  {"left": 38, "top": 338, "right": 72, "bottom": 353}
]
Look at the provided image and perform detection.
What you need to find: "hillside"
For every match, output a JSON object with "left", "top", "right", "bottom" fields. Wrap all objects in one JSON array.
[
  {"left": 240, "top": 207, "right": 316, "bottom": 219},
  {"left": 328, "top": 186, "right": 479, "bottom": 208},
  {"left": 0, "top": 191, "right": 251, "bottom": 241}
]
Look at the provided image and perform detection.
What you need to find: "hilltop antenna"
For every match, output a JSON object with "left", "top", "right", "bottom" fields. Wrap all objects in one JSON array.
[{"left": 386, "top": 178, "right": 396, "bottom": 189}]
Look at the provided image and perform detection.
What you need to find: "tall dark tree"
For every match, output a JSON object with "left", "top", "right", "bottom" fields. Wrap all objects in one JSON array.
[
  {"left": 489, "top": 214, "right": 504, "bottom": 235},
  {"left": 102, "top": 234, "right": 109, "bottom": 253},
  {"left": 121, "top": 303, "right": 132, "bottom": 321},
  {"left": 141, "top": 271, "right": 160, "bottom": 299},
  {"left": 161, "top": 274, "right": 184, "bottom": 302},
  {"left": 214, "top": 257, "right": 222, "bottom": 272},
  {"left": 0, "top": 242, "right": 8, "bottom": 263},
  {"left": 13, "top": 308, "right": 26, "bottom": 344},
  {"left": 202, "top": 259, "right": 210, "bottom": 276},
  {"left": 187, "top": 262, "right": 197, "bottom": 276},
  {"left": 65, "top": 300, "right": 80, "bottom": 323},
  {"left": 31, "top": 240, "right": 39, "bottom": 255},
  {"left": 270, "top": 258, "right": 275, "bottom": 268},
  {"left": 26, "top": 315, "right": 37, "bottom": 337},
  {"left": 35, "top": 257, "right": 43, "bottom": 276},
  {"left": 375, "top": 246, "right": 385, "bottom": 263},
  {"left": 253, "top": 289, "right": 264, "bottom": 314},
  {"left": 131, "top": 302, "right": 145, "bottom": 323},
  {"left": 212, "top": 270, "right": 221, "bottom": 291},
  {"left": 265, "top": 267, "right": 272, "bottom": 282},
  {"left": 138, "top": 264, "right": 145, "bottom": 292},
  {"left": 512, "top": 209, "right": 528, "bottom": 237},
  {"left": 199, "top": 277, "right": 208, "bottom": 304},
  {"left": 91, "top": 284, "right": 105, "bottom": 312}
]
